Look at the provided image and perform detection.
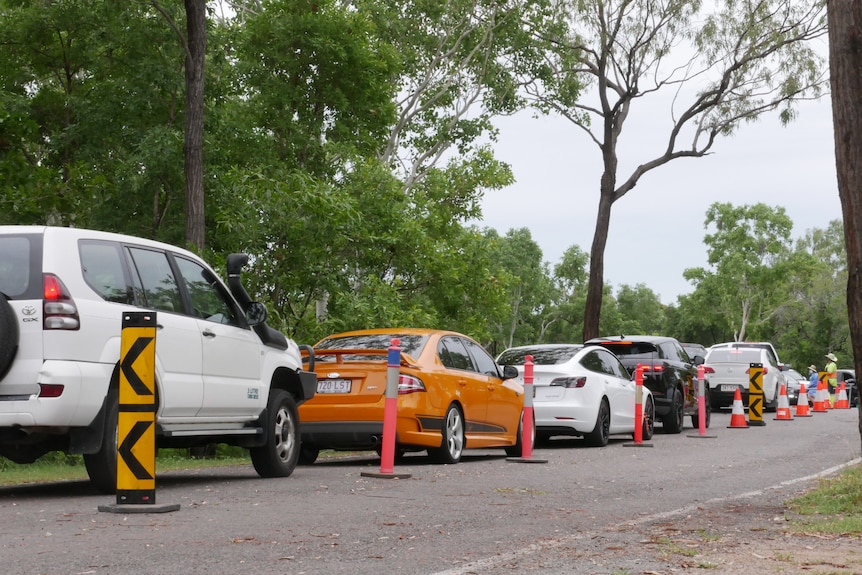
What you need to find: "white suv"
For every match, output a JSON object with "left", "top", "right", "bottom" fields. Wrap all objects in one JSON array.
[{"left": 0, "top": 226, "right": 316, "bottom": 493}]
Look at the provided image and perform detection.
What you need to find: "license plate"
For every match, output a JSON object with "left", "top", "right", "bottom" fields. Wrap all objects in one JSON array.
[
  {"left": 317, "top": 379, "right": 351, "bottom": 394},
  {"left": 720, "top": 384, "right": 738, "bottom": 392}
]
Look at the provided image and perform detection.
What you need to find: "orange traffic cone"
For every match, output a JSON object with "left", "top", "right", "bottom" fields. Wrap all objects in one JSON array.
[
  {"left": 727, "top": 387, "right": 749, "bottom": 429},
  {"left": 813, "top": 378, "right": 829, "bottom": 413},
  {"left": 795, "top": 383, "right": 812, "bottom": 417},
  {"left": 773, "top": 384, "right": 793, "bottom": 420},
  {"left": 835, "top": 382, "right": 850, "bottom": 409}
]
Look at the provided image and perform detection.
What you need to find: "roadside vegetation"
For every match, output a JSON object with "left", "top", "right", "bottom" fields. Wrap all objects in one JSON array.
[
  {"left": 787, "top": 463, "right": 862, "bottom": 535},
  {"left": 0, "top": 447, "right": 249, "bottom": 486}
]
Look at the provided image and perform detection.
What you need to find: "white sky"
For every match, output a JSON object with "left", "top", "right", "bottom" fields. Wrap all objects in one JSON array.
[{"left": 475, "top": 95, "right": 841, "bottom": 305}]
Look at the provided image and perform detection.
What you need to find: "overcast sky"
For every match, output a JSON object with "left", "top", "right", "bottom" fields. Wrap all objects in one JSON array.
[{"left": 474, "top": 94, "right": 841, "bottom": 305}]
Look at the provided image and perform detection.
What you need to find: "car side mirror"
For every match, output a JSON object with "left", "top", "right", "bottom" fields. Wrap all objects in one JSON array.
[
  {"left": 501, "top": 365, "right": 519, "bottom": 380},
  {"left": 692, "top": 355, "right": 705, "bottom": 365},
  {"left": 245, "top": 301, "right": 268, "bottom": 326}
]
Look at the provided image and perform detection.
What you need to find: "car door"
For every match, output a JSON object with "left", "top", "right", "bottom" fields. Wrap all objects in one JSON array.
[
  {"left": 462, "top": 337, "right": 520, "bottom": 438},
  {"left": 173, "top": 255, "right": 263, "bottom": 418},
  {"left": 126, "top": 246, "right": 203, "bottom": 419},
  {"left": 594, "top": 348, "right": 636, "bottom": 431},
  {"left": 438, "top": 336, "right": 489, "bottom": 432}
]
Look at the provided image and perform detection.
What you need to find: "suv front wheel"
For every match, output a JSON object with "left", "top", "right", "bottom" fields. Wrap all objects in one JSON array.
[{"left": 250, "top": 390, "right": 300, "bottom": 478}]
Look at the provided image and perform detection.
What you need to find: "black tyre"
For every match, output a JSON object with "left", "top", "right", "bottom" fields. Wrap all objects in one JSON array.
[
  {"left": 505, "top": 410, "right": 537, "bottom": 457},
  {"left": 428, "top": 404, "right": 464, "bottom": 464},
  {"left": 298, "top": 444, "right": 320, "bottom": 465},
  {"left": 84, "top": 389, "right": 119, "bottom": 495},
  {"left": 691, "top": 390, "right": 711, "bottom": 429},
  {"left": 250, "top": 390, "right": 300, "bottom": 478},
  {"left": 642, "top": 395, "right": 656, "bottom": 440},
  {"left": 663, "top": 388, "right": 684, "bottom": 434},
  {"left": 585, "top": 398, "right": 610, "bottom": 447},
  {"left": 0, "top": 294, "right": 19, "bottom": 379}
]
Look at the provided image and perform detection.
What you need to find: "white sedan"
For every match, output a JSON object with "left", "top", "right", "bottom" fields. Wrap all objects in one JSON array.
[{"left": 496, "top": 344, "right": 654, "bottom": 447}]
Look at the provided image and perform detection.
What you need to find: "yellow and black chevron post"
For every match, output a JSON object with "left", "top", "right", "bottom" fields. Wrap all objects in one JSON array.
[
  {"left": 99, "top": 311, "right": 179, "bottom": 514},
  {"left": 747, "top": 362, "right": 766, "bottom": 426}
]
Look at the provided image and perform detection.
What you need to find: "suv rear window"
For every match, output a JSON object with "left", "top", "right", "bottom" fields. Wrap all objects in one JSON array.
[
  {"left": 706, "top": 349, "right": 762, "bottom": 363},
  {"left": 597, "top": 342, "right": 659, "bottom": 359},
  {"left": 0, "top": 234, "right": 42, "bottom": 300}
]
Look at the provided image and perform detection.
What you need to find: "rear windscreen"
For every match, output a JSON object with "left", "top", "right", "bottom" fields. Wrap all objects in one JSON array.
[
  {"left": 315, "top": 333, "right": 429, "bottom": 359},
  {"left": 706, "top": 349, "right": 761, "bottom": 363},
  {"left": 597, "top": 342, "right": 658, "bottom": 359},
  {"left": 497, "top": 346, "right": 582, "bottom": 366},
  {"left": 0, "top": 234, "right": 42, "bottom": 299}
]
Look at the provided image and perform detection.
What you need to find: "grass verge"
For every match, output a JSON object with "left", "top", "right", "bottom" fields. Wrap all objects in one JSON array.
[
  {"left": 786, "top": 463, "right": 862, "bottom": 535},
  {"left": 0, "top": 446, "right": 250, "bottom": 486}
]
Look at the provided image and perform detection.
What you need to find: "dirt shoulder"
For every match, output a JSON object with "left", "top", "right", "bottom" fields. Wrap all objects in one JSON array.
[{"left": 606, "top": 497, "right": 862, "bottom": 575}]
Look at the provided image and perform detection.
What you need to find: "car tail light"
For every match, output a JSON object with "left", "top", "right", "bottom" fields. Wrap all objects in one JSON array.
[
  {"left": 398, "top": 374, "right": 426, "bottom": 394},
  {"left": 38, "top": 384, "right": 65, "bottom": 398},
  {"left": 43, "top": 274, "right": 80, "bottom": 330},
  {"left": 702, "top": 366, "right": 715, "bottom": 374},
  {"left": 550, "top": 376, "right": 587, "bottom": 388}
]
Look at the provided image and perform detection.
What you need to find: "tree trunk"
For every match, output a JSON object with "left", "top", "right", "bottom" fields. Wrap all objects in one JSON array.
[
  {"left": 184, "top": 0, "right": 206, "bottom": 250},
  {"left": 582, "top": 178, "right": 615, "bottom": 341},
  {"left": 827, "top": 0, "right": 862, "bottom": 450}
]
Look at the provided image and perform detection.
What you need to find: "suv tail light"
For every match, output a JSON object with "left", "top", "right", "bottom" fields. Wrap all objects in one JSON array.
[
  {"left": 43, "top": 274, "right": 80, "bottom": 330},
  {"left": 398, "top": 374, "right": 426, "bottom": 394},
  {"left": 642, "top": 365, "right": 665, "bottom": 373}
]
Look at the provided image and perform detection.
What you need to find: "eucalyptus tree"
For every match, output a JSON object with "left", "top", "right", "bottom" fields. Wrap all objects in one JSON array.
[
  {"left": 485, "top": 227, "right": 556, "bottom": 349},
  {"left": 684, "top": 202, "right": 794, "bottom": 342},
  {"left": 827, "top": 0, "right": 862, "bottom": 444},
  {"left": 0, "top": 1, "right": 190, "bottom": 240},
  {"left": 767, "top": 225, "right": 849, "bottom": 372},
  {"left": 518, "top": 0, "right": 828, "bottom": 341}
]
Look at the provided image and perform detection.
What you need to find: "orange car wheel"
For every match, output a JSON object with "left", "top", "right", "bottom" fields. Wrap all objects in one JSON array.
[{"left": 428, "top": 404, "right": 464, "bottom": 464}]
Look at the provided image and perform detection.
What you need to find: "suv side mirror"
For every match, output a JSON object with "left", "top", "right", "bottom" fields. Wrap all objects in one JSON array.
[{"left": 245, "top": 301, "right": 268, "bottom": 326}]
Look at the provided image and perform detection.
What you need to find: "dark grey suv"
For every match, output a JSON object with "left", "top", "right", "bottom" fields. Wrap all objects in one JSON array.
[{"left": 585, "top": 335, "right": 707, "bottom": 433}]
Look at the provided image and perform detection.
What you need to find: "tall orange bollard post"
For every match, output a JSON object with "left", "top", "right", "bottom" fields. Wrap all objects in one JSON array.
[
  {"left": 361, "top": 338, "right": 411, "bottom": 479},
  {"left": 624, "top": 365, "right": 654, "bottom": 447},
  {"left": 508, "top": 355, "right": 548, "bottom": 463},
  {"left": 688, "top": 364, "right": 716, "bottom": 439}
]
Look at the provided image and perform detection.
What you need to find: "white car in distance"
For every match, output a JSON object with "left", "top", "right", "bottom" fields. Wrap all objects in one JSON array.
[{"left": 496, "top": 344, "right": 654, "bottom": 447}]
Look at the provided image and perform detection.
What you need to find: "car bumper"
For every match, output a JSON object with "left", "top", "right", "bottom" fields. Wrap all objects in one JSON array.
[{"left": 0, "top": 360, "right": 112, "bottom": 428}]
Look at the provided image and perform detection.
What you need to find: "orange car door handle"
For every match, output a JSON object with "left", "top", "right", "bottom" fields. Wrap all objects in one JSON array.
[{"left": 458, "top": 380, "right": 467, "bottom": 387}]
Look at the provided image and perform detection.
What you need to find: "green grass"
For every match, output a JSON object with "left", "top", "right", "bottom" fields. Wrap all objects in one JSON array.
[
  {"left": 0, "top": 446, "right": 250, "bottom": 486},
  {"left": 787, "top": 464, "right": 862, "bottom": 535}
]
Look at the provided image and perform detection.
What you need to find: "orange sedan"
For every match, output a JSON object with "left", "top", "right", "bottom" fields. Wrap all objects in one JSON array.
[{"left": 298, "top": 328, "right": 526, "bottom": 464}]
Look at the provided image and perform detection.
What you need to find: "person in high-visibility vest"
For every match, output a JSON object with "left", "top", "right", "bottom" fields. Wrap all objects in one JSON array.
[{"left": 825, "top": 352, "right": 838, "bottom": 406}]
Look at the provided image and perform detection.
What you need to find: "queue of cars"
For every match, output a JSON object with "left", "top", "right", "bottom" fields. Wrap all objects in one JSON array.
[{"left": 299, "top": 333, "right": 704, "bottom": 464}]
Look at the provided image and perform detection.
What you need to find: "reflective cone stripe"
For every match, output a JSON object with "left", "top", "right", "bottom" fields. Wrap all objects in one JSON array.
[
  {"left": 813, "top": 378, "right": 828, "bottom": 413},
  {"left": 727, "top": 388, "right": 749, "bottom": 429},
  {"left": 773, "top": 384, "right": 793, "bottom": 420},
  {"left": 795, "top": 383, "right": 812, "bottom": 417},
  {"left": 835, "top": 382, "right": 850, "bottom": 409}
]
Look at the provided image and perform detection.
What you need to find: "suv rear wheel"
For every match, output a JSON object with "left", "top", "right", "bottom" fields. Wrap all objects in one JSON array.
[
  {"left": 0, "top": 295, "right": 18, "bottom": 378},
  {"left": 663, "top": 388, "right": 684, "bottom": 434},
  {"left": 83, "top": 389, "right": 119, "bottom": 495}
]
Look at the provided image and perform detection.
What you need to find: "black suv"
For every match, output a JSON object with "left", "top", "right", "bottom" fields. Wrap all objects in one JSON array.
[{"left": 585, "top": 335, "right": 707, "bottom": 433}]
